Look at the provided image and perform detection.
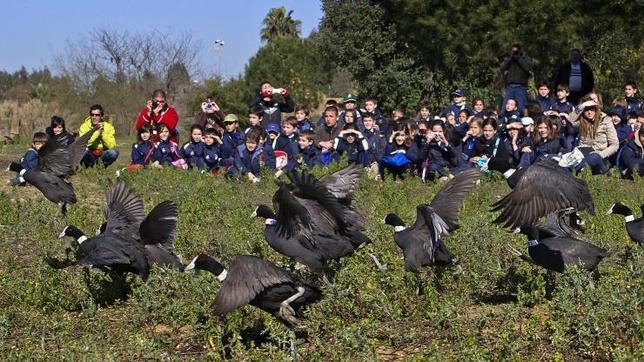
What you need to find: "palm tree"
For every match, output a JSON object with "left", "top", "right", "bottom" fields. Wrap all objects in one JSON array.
[{"left": 260, "top": 7, "right": 302, "bottom": 43}]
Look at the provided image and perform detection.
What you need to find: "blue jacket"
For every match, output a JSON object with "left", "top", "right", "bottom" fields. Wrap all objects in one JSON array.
[
  {"left": 498, "top": 110, "right": 521, "bottom": 124},
  {"left": 625, "top": 96, "right": 643, "bottom": 114},
  {"left": 535, "top": 95, "right": 554, "bottom": 113},
  {"left": 614, "top": 123, "right": 633, "bottom": 145},
  {"left": 181, "top": 140, "right": 206, "bottom": 169},
  {"left": 232, "top": 144, "right": 275, "bottom": 175},
  {"left": 204, "top": 143, "right": 221, "bottom": 169},
  {"left": 443, "top": 103, "right": 473, "bottom": 118},
  {"left": 249, "top": 95, "right": 295, "bottom": 126},
  {"left": 550, "top": 100, "right": 573, "bottom": 114},
  {"left": 422, "top": 140, "right": 458, "bottom": 168},
  {"left": 274, "top": 134, "right": 299, "bottom": 171},
  {"left": 20, "top": 148, "right": 39, "bottom": 170},
  {"left": 298, "top": 145, "right": 321, "bottom": 169},
  {"left": 463, "top": 137, "right": 478, "bottom": 159},
  {"left": 152, "top": 140, "right": 182, "bottom": 165},
  {"left": 532, "top": 138, "right": 561, "bottom": 159},
  {"left": 362, "top": 128, "right": 383, "bottom": 163},
  {"left": 382, "top": 142, "right": 421, "bottom": 164},
  {"left": 221, "top": 131, "right": 245, "bottom": 163},
  {"left": 297, "top": 119, "right": 314, "bottom": 133},
  {"left": 335, "top": 136, "right": 369, "bottom": 166},
  {"left": 130, "top": 140, "right": 153, "bottom": 165},
  {"left": 620, "top": 137, "right": 643, "bottom": 171}
]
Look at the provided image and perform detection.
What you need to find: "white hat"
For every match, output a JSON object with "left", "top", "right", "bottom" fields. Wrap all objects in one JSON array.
[{"left": 521, "top": 117, "right": 534, "bottom": 126}]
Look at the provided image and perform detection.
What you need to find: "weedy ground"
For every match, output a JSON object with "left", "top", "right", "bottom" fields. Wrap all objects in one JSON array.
[{"left": 0, "top": 142, "right": 642, "bottom": 360}]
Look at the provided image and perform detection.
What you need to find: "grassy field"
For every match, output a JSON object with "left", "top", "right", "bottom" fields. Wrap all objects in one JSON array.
[{"left": 0, "top": 142, "right": 642, "bottom": 360}]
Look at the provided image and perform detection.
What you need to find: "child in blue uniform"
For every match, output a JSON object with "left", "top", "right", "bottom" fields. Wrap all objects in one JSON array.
[
  {"left": 181, "top": 125, "right": 206, "bottom": 170},
  {"left": 220, "top": 114, "right": 245, "bottom": 167},
  {"left": 10, "top": 132, "right": 47, "bottom": 186},
  {"left": 297, "top": 130, "right": 320, "bottom": 169},
  {"left": 230, "top": 129, "right": 275, "bottom": 182},
  {"left": 334, "top": 124, "right": 370, "bottom": 166},
  {"left": 203, "top": 128, "right": 222, "bottom": 173},
  {"left": 151, "top": 124, "right": 186, "bottom": 169},
  {"left": 129, "top": 124, "right": 154, "bottom": 170},
  {"left": 295, "top": 104, "right": 314, "bottom": 133}
]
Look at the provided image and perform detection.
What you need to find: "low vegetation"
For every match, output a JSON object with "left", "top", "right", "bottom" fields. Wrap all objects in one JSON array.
[{"left": 0, "top": 145, "right": 642, "bottom": 360}]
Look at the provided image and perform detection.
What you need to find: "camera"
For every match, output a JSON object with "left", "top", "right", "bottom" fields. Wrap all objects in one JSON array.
[
  {"left": 272, "top": 88, "right": 284, "bottom": 95},
  {"left": 419, "top": 128, "right": 427, "bottom": 135},
  {"left": 151, "top": 100, "right": 158, "bottom": 109}
]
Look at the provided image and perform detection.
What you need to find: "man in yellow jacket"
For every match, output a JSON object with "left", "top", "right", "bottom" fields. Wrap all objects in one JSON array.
[{"left": 79, "top": 104, "right": 119, "bottom": 168}]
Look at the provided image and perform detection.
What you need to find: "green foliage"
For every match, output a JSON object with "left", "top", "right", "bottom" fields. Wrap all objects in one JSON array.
[
  {"left": 0, "top": 143, "right": 642, "bottom": 359},
  {"left": 260, "top": 7, "right": 302, "bottom": 43}
]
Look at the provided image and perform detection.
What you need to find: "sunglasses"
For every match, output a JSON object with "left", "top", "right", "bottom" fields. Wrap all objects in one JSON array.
[{"left": 90, "top": 113, "right": 102, "bottom": 117}]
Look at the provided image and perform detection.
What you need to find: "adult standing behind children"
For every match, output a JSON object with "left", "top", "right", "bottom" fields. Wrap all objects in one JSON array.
[
  {"left": 192, "top": 97, "right": 225, "bottom": 135},
  {"left": 500, "top": 43, "right": 532, "bottom": 115},
  {"left": 80, "top": 104, "right": 119, "bottom": 168},
  {"left": 554, "top": 49, "right": 595, "bottom": 105},
  {"left": 46, "top": 116, "right": 75, "bottom": 146},
  {"left": 135, "top": 89, "right": 180, "bottom": 143},
  {"left": 249, "top": 81, "right": 294, "bottom": 127}
]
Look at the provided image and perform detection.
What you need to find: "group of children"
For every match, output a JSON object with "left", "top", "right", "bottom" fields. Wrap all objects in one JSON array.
[{"left": 15, "top": 81, "right": 642, "bottom": 185}]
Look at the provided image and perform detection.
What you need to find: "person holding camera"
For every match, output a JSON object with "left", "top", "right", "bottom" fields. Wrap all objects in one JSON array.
[
  {"left": 79, "top": 104, "right": 119, "bottom": 168},
  {"left": 500, "top": 43, "right": 532, "bottom": 116},
  {"left": 193, "top": 97, "right": 225, "bottom": 135},
  {"left": 420, "top": 121, "right": 462, "bottom": 181},
  {"left": 135, "top": 89, "right": 180, "bottom": 143},
  {"left": 249, "top": 81, "right": 295, "bottom": 127}
]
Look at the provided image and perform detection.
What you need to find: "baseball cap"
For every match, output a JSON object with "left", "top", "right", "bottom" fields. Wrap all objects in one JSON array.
[
  {"left": 343, "top": 93, "right": 357, "bottom": 103},
  {"left": 223, "top": 114, "right": 239, "bottom": 123},
  {"left": 265, "top": 123, "right": 280, "bottom": 134},
  {"left": 451, "top": 89, "right": 466, "bottom": 98}
]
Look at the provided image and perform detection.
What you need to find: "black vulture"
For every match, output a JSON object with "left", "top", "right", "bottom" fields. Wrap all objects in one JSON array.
[
  {"left": 491, "top": 160, "right": 595, "bottom": 230},
  {"left": 535, "top": 208, "right": 585, "bottom": 239},
  {"left": 508, "top": 225, "right": 609, "bottom": 273},
  {"left": 186, "top": 253, "right": 321, "bottom": 356},
  {"left": 47, "top": 181, "right": 181, "bottom": 278},
  {"left": 252, "top": 166, "right": 384, "bottom": 277},
  {"left": 383, "top": 168, "right": 482, "bottom": 294},
  {"left": 607, "top": 202, "right": 643, "bottom": 245},
  {"left": 7, "top": 126, "right": 97, "bottom": 216}
]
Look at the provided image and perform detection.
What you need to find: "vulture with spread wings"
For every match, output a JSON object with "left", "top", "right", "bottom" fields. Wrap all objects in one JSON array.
[
  {"left": 491, "top": 160, "right": 595, "bottom": 230},
  {"left": 7, "top": 127, "right": 97, "bottom": 215}
]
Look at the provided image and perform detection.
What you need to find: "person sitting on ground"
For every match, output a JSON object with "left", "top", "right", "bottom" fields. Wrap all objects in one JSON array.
[
  {"left": 362, "top": 97, "right": 387, "bottom": 136},
  {"left": 570, "top": 98, "right": 618, "bottom": 175},
  {"left": 203, "top": 128, "right": 223, "bottom": 173},
  {"left": 181, "top": 124, "right": 207, "bottom": 170},
  {"left": 619, "top": 127, "right": 644, "bottom": 179},
  {"left": 470, "top": 118, "right": 501, "bottom": 169},
  {"left": 462, "top": 117, "right": 483, "bottom": 161},
  {"left": 192, "top": 97, "right": 225, "bottom": 135},
  {"left": 334, "top": 124, "right": 370, "bottom": 167},
  {"left": 220, "top": 114, "right": 245, "bottom": 168},
  {"left": 151, "top": 124, "right": 186, "bottom": 170},
  {"left": 294, "top": 104, "right": 314, "bottom": 133},
  {"left": 80, "top": 104, "right": 119, "bottom": 168},
  {"left": 230, "top": 128, "right": 275, "bottom": 183},
  {"left": 245, "top": 105, "right": 264, "bottom": 134},
  {"left": 420, "top": 120, "right": 460, "bottom": 181},
  {"left": 136, "top": 89, "right": 180, "bottom": 143},
  {"left": 501, "top": 121, "right": 524, "bottom": 169},
  {"left": 297, "top": 130, "right": 320, "bottom": 169},
  {"left": 46, "top": 116, "right": 75, "bottom": 146},
  {"left": 9, "top": 132, "right": 47, "bottom": 186},
  {"left": 518, "top": 117, "right": 561, "bottom": 168},
  {"left": 249, "top": 81, "right": 294, "bottom": 127},
  {"left": 534, "top": 81, "right": 554, "bottom": 114},
  {"left": 550, "top": 84, "right": 574, "bottom": 115},
  {"left": 379, "top": 124, "right": 420, "bottom": 181},
  {"left": 128, "top": 124, "right": 154, "bottom": 170},
  {"left": 315, "top": 105, "right": 342, "bottom": 165}
]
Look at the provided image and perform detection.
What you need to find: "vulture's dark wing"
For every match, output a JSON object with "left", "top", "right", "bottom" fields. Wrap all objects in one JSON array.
[
  {"left": 429, "top": 168, "right": 482, "bottom": 232},
  {"left": 139, "top": 201, "right": 178, "bottom": 245},
  {"left": 104, "top": 181, "right": 145, "bottom": 236},
  {"left": 273, "top": 184, "right": 312, "bottom": 239},
  {"left": 38, "top": 127, "right": 97, "bottom": 177},
  {"left": 492, "top": 161, "right": 595, "bottom": 229},
  {"left": 416, "top": 204, "right": 449, "bottom": 255},
  {"left": 214, "top": 255, "right": 297, "bottom": 317},
  {"left": 287, "top": 170, "right": 348, "bottom": 229},
  {"left": 319, "top": 164, "right": 363, "bottom": 203}
]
